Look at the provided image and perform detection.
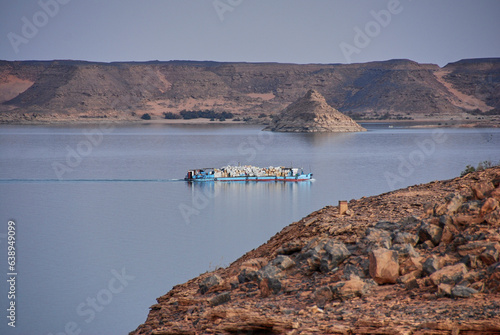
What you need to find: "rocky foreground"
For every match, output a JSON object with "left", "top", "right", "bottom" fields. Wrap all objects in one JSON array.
[{"left": 131, "top": 167, "right": 500, "bottom": 335}]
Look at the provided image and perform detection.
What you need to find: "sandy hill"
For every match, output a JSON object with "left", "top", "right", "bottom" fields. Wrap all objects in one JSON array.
[
  {"left": 264, "top": 89, "right": 366, "bottom": 132},
  {"left": 131, "top": 167, "right": 500, "bottom": 334}
]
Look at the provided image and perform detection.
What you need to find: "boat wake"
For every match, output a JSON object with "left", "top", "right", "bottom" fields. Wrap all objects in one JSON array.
[{"left": 0, "top": 178, "right": 184, "bottom": 184}]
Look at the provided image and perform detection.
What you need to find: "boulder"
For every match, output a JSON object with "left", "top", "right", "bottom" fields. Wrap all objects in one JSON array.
[
  {"left": 422, "top": 256, "right": 440, "bottom": 276},
  {"left": 457, "top": 241, "right": 500, "bottom": 265},
  {"left": 398, "top": 271, "right": 421, "bottom": 289},
  {"left": 259, "top": 277, "right": 282, "bottom": 296},
  {"left": 240, "top": 258, "right": 267, "bottom": 271},
  {"left": 460, "top": 254, "right": 482, "bottom": 269},
  {"left": 391, "top": 243, "right": 420, "bottom": 258},
  {"left": 484, "top": 208, "right": 500, "bottom": 226},
  {"left": 480, "top": 197, "right": 499, "bottom": 216},
  {"left": 471, "top": 182, "right": 495, "bottom": 200},
  {"left": 375, "top": 220, "right": 400, "bottom": 230},
  {"left": 459, "top": 200, "right": 482, "bottom": 214},
  {"left": 440, "top": 222, "right": 459, "bottom": 245},
  {"left": 486, "top": 262, "right": 500, "bottom": 293},
  {"left": 392, "top": 232, "right": 419, "bottom": 246},
  {"left": 438, "top": 215, "right": 453, "bottom": 228},
  {"left": 491, "top": 187, "right": 500, "bottom": 201},
  {"left": 320, "top": 240, "right": 351, "bottom": 272},
  {"left": 399, "top": 256, "right": 423, "bottom": 276},
  {"left": 238, "top": 268, "right": 261, "bottom": 283},
  {"left": 299, "top": 238, "right": 350, "bottom": 272},
  {"left": 364, "top": 228, "right": 392, "bottom": 250},
  {"left": 276, "top": 241, "right": 304, "bottom": 255},
  {"left": 331, "top": 277, "right": 372, "bottom": 301},
  {"left": 429, "top": 263, "right": 468, "bottom": 286},
  {"left": 209, "top": 292, "right": 231, "bottom": 307},
  {"left": 259, "top": 264, "right": 282, "bottom": 279},
  {"left": 342, "top": 263, "right": 364, "bottom": 280},
  {"left": 435, "top": 194, "right": 465, "bottom": 216},
  {"left": 418, "top": 223, "right": 443, "bottom": 246},
  {"left": 451, "top": 285, "right": 478, "bottom": 298},
  {"left": 369, "top": 248, "right": 399, "bottom": 284},
  {"left": 271, "top": 255, "right": 295, "bottom": 271},
  {"left": 399, "top": 216, "right": 423, "bottom": 229},
  {"left": 437, "top": 283, "right": 453, "bottom": 297},
  {"left": 313, "top": 286, "right": 333, "bottom": 307},
  {"left": 199, "top": 274, "right": 223, "bottom": 294}
]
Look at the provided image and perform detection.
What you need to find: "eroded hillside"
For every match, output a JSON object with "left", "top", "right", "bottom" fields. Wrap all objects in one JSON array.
[{"left": 0, "top": 58, "right": 499, "bottom": 124}]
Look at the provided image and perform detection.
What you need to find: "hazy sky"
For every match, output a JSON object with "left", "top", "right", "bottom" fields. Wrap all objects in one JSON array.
[{"left": 1, "top": 0, "right": 499, "bottom": 66}]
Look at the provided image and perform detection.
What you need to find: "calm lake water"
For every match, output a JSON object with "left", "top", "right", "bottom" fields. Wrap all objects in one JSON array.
[{"left": 0, "top": 123, "right": 499, "bottom": 334}]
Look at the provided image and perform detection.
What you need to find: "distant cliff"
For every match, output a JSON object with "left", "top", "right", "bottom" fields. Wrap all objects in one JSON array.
[{"left": 0, "top": 58, "right": 499, "bottom": 124}]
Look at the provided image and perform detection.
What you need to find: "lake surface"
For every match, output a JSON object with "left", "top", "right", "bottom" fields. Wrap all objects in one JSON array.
[{"left": 0, "top": 123, "right": 499, "bottom": 334}]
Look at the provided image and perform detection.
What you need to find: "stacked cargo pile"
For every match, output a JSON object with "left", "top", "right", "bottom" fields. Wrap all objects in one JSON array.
[{"left": 217, "top": 165, "right": 290, "bottom": 178}]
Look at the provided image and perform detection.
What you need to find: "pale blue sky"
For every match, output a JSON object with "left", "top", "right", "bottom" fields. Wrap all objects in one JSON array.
[{"left": 1, "top": 0, "right": 499, "bottom": 66}]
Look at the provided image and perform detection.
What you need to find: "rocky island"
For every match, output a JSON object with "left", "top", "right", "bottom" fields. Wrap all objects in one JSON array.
[
  {"left": 131, "top": 167, "right": 500, "bottom": 335},
  {"left": 263, "top": 89, "right": 366, "bottom": 132}
]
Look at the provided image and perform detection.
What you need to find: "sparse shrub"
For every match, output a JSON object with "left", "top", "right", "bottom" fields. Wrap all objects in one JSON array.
[
  {"left": 258, "top": 113, "right": 267, "bottom": 118},
  {"left": 141, "top": 113, "right": 151, "bottom": 120},
  {"left": 460, "top": 160, "right": 495, "bottom": 176},
  {"left": 460, "top": 165, "right": 476, "bottom": 176},
  {"left": 164, "top": 112, "right": 181, "bottom": 119},
  {"left": 179, "top": 109, "right": 233, "bottom": 120}
]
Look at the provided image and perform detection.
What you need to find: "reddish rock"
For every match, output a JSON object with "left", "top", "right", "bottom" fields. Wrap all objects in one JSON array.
[
  {"left": 457, "top": 241, "right": 500, "bottom": 265},
  {"left": 418, "top": 223, "right": 443, "bottom": 246},
  {"left": 486, "top": 263, "right": 500, "bottom": 293},
  {"left": 199, "top": 274, "right": 223, "bottom": 294},
  {"left": 472, "top": 182, "right": 495, "bottom": 200},
  {"left": 490, "top": 187, "right": 500, "bottom": 201},
  {"left": 481, "top": 197, "right": 499, "bottom": 216},
  {"left": 313, "top": 286, "right": 333, "bottom": 307},
  {"left": 369, "top": 248, "right": 399, "bottom": 284},
  {"left": 399, "top": 256, "right": 423, "bottom": 275},
  {"left": 435, "top": 194, "right": 465, "bottom": 215},
  {"left": 331, "top": 277, "right": 372, "bottom": 301},
  {"left": 429, "top": 263, "right": 468, "bottom": 286},
  {"left": 440, "top": 222, "right": 459, "bottom": 244},
  {"left": 437, "top": 283, "right": 453, "bottom": 297},
  {"left": 392, "top": 231, "right": 419, "bottom": 246},
  {"left": 485, "top": 208, "right": 500, "bottom": 226}
]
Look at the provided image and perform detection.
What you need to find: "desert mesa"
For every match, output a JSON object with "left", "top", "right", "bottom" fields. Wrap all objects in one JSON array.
[{"left": 0, "top": 58, "right": 499, "bottom": 126}]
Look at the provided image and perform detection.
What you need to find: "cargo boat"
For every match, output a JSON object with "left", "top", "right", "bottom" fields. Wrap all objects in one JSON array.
[{"left": 185, "top": 165, "right": 313, "bottom": 182}]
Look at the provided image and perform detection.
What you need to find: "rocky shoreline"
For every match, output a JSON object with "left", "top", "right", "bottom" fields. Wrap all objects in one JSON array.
[
  {"left": 1, "top": 116, "right": 499, "bottom": 129},
  {"left": 130, "top": 167, "right": 500, "bottom": 335}
]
